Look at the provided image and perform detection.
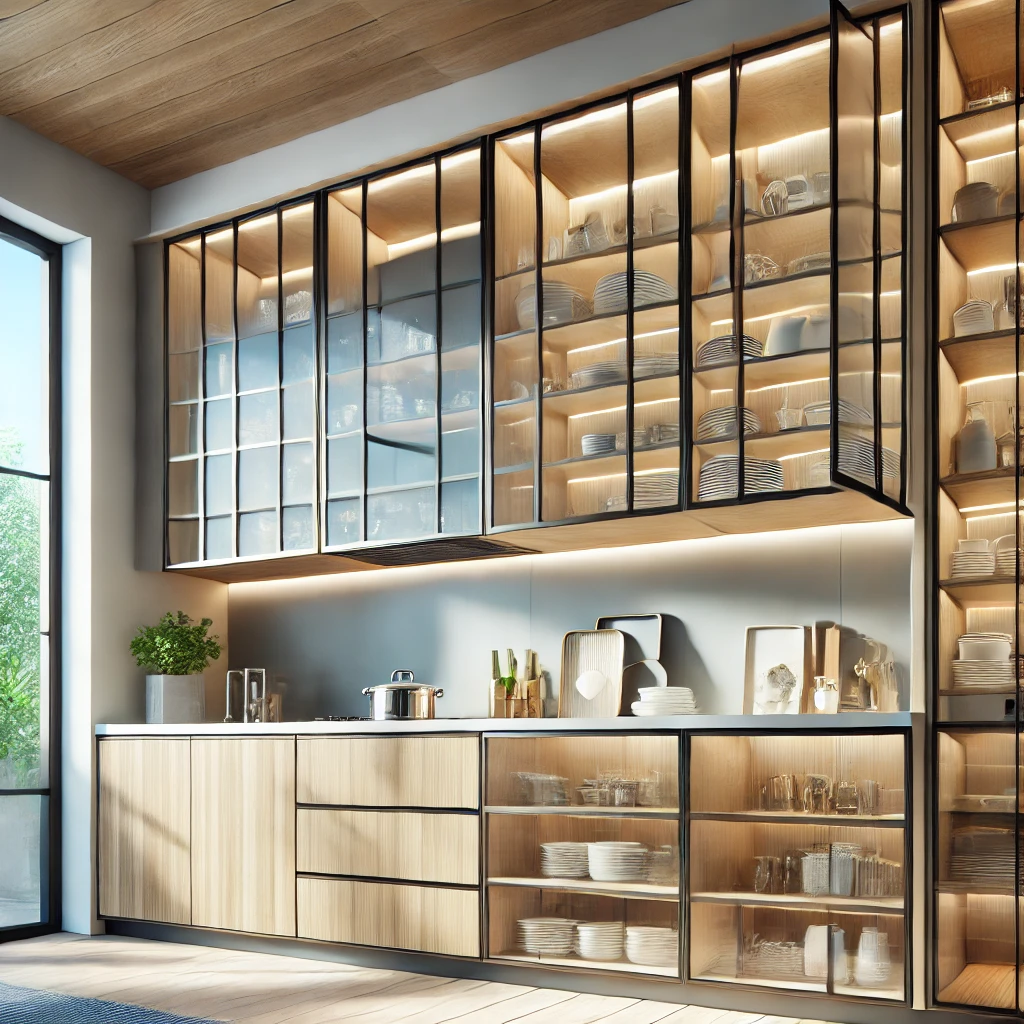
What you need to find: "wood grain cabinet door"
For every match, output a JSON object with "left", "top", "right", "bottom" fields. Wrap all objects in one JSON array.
[
  {"left": 190, "top": 737, "right": 296, "bottom": 936},
  {"left": 98, "top": 738, "right": 192, "bottom": 924}
]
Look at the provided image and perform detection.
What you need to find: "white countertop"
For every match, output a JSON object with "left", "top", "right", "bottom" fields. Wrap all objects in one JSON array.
[{"left": 96, "top": 712, "right": 915, "bottom": 736}]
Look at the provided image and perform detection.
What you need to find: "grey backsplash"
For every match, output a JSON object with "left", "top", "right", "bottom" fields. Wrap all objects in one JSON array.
[{"left": 225, "top": 519, "right": 913, "bottom": 721}]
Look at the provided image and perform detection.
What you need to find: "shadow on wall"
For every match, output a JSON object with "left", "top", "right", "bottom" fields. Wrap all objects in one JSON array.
[{"left": 223, "top": 519, "right": 913, "bottom": 722}]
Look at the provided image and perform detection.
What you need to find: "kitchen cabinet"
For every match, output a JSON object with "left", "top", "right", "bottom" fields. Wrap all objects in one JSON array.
[
  {"left": 97, "top": 738, "right": 191, "bottom": 925},
  {"left": 190, "top": 737, "right": 296, "bottom": 936}
]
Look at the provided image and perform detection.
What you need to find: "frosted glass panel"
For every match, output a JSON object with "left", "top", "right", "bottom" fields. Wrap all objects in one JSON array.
[
  {"left": 327, "top": 498, "right": 361, "bottom": 546},
  {"left": 205, "top": 516, "right": 233, "bottom": 560},
  {"left": 205, "top": 343, "right": 234, "bottom": 397},
  {"left": 167, "top": 460, "right": 197, "bottom": 517},
  {"left": 238, "top": 446, "right": 278, "bottom": 511},
  {"left": 283, "top": 442, "right": 314, "bottom": 505},
  {"left": 239, "top": 511, "right": 278, "bottom": 556},
  {"left": 167, "top": 520, "right": 198, "bottom": 564},
  {"left": 283, "top": 381, "right": 314, "bottom": 440},
  {"left": 283, "top": 505, "right": 314, "bottom": 550},
  {"left": 238, "top": 333, "right": 278, "bottom": 392},
  {"left": 283, "top": 323, "right": 314, "bottom": 383},
  {"left": 205, "top": 454, "right": 233, "bottom": 516},
  {"left": 204, "top": 398, "right": 232, "bottom": 451},
  {"left": 238, "top": 391, "right": 279, "bottom": 446}
]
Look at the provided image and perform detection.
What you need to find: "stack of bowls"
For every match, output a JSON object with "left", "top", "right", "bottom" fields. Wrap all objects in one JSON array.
[
  {"left": 517, "top": 917, "right": 577, "bottom": 956},
  {"left": 574, "top": 922, "right": 625, "bottom": 962},
  {"left": 631, "top": 686, "right": 699, "bottom": 716},
  {"left": 587, "top": 841, "right": 648, "bottom": 882},
  {"left": 540, "top": 841, "right": 589, "bottom": 879},
  {"left": 625, "top": 926, "right": 679, "bottom": 967}
]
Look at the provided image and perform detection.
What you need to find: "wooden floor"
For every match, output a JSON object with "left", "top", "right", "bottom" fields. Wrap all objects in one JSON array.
[{"left": 0, "top": 933, "right": 827, "bottom": 1024}]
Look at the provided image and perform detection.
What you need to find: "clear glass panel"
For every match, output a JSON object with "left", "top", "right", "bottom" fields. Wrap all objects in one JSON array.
[
  {"left": 205, "top": 516, "right": 233, "bottom": 561},
  {"left": 441, "top": 423, "right": 479, "bottom": 480},
  {"left": 327, "top": 186, "right": 363, "bottom": 317},
  {"left": 634, "top": 84, "right": 679, "bottom": 243},
  {"left": 282, "top": 442, "right": 314, "bottom": 505},
  {"left": 238, "top": 446, "right": 278, "bottom": 511},
  {"left": 204, "top": 453, "right": 233, "bottom": 516},
  {"left": 366, "top": 485, "right": 435, "bottom": 542},
  {"left": 0, "top": 795, "right": 44, "bottom": 928},
  {"left": 168, "top": 403, "right": 198, "bottom": 458},
  {"left": 442, "top": 282, "right": 481, "bottom": 351},
  {"left": 238, "top": 391, "right": 279, "bottom": 446},
  {"left": 282, "top": 202, "right": 314, "bottom": 326},
  {"left": 282, "top": 322, "right": 314, "bottom": 384},
  {"left": 878, "top": 16, "right": 903, "bottom": 215},
  {"left": 238, "top": 510, "right": 278, "bottom": 556},
  {"left": 237, "top": 212, "right": 278, "bottom": 341},
  {"left": 204, "top": 342, "right": 234, "bottom": 398},
  {"left": 204, "top": 398, "right": 233, "bottom": 452},
  {"left": 282, "top": 505, "right": 314, "bottom": 551},
  {"left": 327, "top": 497, "right": 361, "bottom": 546},
  {"left": 168, "top": 352, "right": 200, "bottom": 403},
  {"left": 167, "top": 459, "right": 198, "bottom": 517},
  {"left": 237, "top": 332, "right": 279, "bottom": 392},
  {"left": 167, "top": 237, "right": 202, "bottom": 355},
  {"left": 204, "top": 227, "right": 234, "bottom": 343},
  {"left": 283, "top": 381, "right": 314, "bottom": 441},
  {"left": 440, "top": 478, "right": 477, "bottom": 534},
  {"left": 837, "top": 262, "right": 878, "bottom": 490},
  {"left": 327, "top": 313, "right": 362, "bottom": 374},
  {"left": 0, "top": 239, "right": 49, "bottom": 476},
  {"left": 691, "top": 64, "right": 731, "bottom": 294},
  {"left": 167, "top": 519, "right": 198, "bottom": 565},
  {"left": 328, "top": 435, "right": 362, "bottom": 498},
  {"left": 326, "top": 371, "right": 362, "bottom": 436}
]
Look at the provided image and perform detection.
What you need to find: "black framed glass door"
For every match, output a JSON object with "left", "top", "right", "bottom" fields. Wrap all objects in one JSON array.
[{"left": 0, "top": 215, "right": 61, "bottom": 940}]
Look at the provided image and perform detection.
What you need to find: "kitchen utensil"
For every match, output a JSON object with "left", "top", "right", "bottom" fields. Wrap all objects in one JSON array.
[
  {"left": 362, "top": 670, "right": 443, "bottom": 720},
  {"left": 559, "top": 629, "right": 625, "bottom": 717},
  {"left": 855, "top": 927, "right": 892, "bottom": 987},
  {"left": 957, "top": 402, "right": 997, "bottom": 473},
  {"left": 243, "top": 668, "right": 268, "bottom": 724}
]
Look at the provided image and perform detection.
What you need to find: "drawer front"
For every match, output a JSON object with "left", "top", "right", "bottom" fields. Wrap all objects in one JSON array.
[
  {"left": 297, "top": 808, "right": 479, "bottom": 885},
  {"left": 297, "top": 877, "right": 480, "bottom": 957},
  {"left": 297, "top": 735, "right": 479, "bottom": 809}
]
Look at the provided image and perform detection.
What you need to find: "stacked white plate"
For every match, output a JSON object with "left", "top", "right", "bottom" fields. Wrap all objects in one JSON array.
[
  {"left": 788, "top": 250, "right": 831, "bottom": 275},
  {"left": 635, "top": 353, "right": 679, "bottom": 377},
  {"left": 803, "top": 399, "right": 873, "bottom": 426},
  {"left": 581, "top": 433, "right": 617, "bottom": 457},
  {"left": 698, "top": 455, "right": 784, "bottom": 500},
  {"left": 952, "top": 181, "right": 999, "bottom": 223},
  {"left": 837, "top": 436, "right": 900, "bottom": 480},
  {"left": 518, "top": 917, "right": 578, "bottom": 956},
  {"left": 635, "top": 472, "right": 679, "bottom": 509},
  {"left": 952, "top": 660, "right": 1016, "bottom": 689},
  {"left": 996, "top": 547, "right": 1018, "bottom": 576},
  {"left": 695, "top": 333, "right": 763, "bottom": 368},
  {"left": 958, "top": 632, "right": 1012, "bottom": 660},
  {"left": 592, "top": 271, "right": 678, "bottom": 315},
  {"left": 515, "top": 282, "right": 592, "bottom": 330},
  {"left": 952, "top": 299, "right": 994, "bottom": 338},
  {"left": 625, "top": 926, "right": 679, "bottom": 968},
  {"left": 574, "top": 922, "right": 625, "bottom": 962},
  {"left": 540, "top": 842, "right": 590, "bottom": 879},
  {"left": 571, "top": 360, "right": 627, "bottom": 389},
  {"left": 631, "top": 686, "right": 698, "bottom": 716},
  {"left": 950, "top": 549, "right": 995, "bottom": 578},
  {"left": 696, "top": 406, "right": 762, "bottom": 441},
  {"left": 587, "top": 842, "right": 648, "bottom": 882}
]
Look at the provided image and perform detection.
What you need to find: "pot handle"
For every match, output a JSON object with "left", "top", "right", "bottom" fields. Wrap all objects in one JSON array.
[
  {"left": 361, "top": 687, "right": 372, "bottom": 696},
  {"left": 391, "top": 669, "right": 415, "bottom": 683},
  {"left": 434, "top": 688, "right": 444, "bottom": 698}
]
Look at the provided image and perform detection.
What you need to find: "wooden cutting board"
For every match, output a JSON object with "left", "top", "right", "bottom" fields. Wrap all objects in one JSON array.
[{"left": 558, "top": 629, "right": 625, "bottom": 717}]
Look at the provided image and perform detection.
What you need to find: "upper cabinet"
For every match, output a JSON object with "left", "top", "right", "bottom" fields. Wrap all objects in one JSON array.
[{"left": 164, "top": 6, "right": 907, "bottom": 579}]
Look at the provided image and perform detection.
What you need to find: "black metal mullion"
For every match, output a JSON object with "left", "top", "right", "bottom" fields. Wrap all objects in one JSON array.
[
  {"left": 277, "top": 208, "right": 285, "bottom": 552},
  {"left": 361, "top": 178, "right": 369, "bottom": 544},
  {"left": 626, "top": 91, "right": 636, "bottom": 513},
  {"left": 1015, "top": 0, "right": 1022, "bottom": 1003},
  {"left": 731, "top": 57, "right": 745, "bottom": 502},
  {"left": 873, "top": 19, "right": 883, "bottom": 495},
  {"left": 314, "top": 192, "right": 327, "bottom": 552},
  {"left": 479, "top": 144, "right": 491, "bottom": 536},
  {"left": 533, "top": 122, "right": 544, "bottom": 525},
  {"left": 680, "top": 74, "right": 692, "bottom": 509},
  {"left": 899, "top": 6, "right": 909, "bottom": 509},
  {"left": 230, "top": 224, "right": 241, "bottom": 559},
  {"left": 829, "top": 11, "right": 841, "bottom": 486},
  {"left": 434, "top": 154, "right": 443, "bottom": 535}
]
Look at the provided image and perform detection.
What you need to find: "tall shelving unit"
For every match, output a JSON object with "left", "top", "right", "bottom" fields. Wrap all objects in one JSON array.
[{"left": 933, "top": 0, "right": 1023, "bottom": 1010}]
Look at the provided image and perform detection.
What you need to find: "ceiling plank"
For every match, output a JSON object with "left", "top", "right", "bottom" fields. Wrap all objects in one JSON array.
[
  {"left": 0, "top": 0, "right": 290, "bottom": 115},
  {"left": 16, "top": 1, "right": 372, "bottom": 142}
]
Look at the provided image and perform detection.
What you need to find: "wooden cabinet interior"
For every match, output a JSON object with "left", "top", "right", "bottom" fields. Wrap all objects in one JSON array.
[
  {"left": 97, "top": 738, "right": 192, "bottom": 925},
  {"left": 297, "top": 734, "right": 480, "bottom": 809},
  {"left": 190, "top": 737, "right": 297, "bottom": 937}
]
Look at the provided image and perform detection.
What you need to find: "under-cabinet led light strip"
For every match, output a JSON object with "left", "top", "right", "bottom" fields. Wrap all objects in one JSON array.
[
  {"left": 966, "top": 263, "right": 1021, "bottom": 277},
  {"left": 569, "top": 327, "right": 678, "bottom": 356},
  {"left": 386, "top": 221, "right": 481, "bottom": 260},
  {"left": 568, "top": 397, "right": 680, "bottom": 420},
  {"left": 566, "top": 467, "right": 677, "bottom": 485}
]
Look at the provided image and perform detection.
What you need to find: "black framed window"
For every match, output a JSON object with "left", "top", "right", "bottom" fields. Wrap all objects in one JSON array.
[{"left": 0, "top": 215, "right": 61, "bottom": 941}]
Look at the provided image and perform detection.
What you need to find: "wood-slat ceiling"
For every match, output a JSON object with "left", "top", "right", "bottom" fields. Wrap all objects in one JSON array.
[{"left": 0, "top": 0, "right": 684, "bottom": 190}]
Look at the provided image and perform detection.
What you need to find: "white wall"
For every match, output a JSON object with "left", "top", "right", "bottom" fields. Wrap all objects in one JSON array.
[{"left": 0, "top": 115, "right": 227, "bottom": 934}]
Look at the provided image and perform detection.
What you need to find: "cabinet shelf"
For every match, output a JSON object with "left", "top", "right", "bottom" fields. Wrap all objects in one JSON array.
[
  {"left": 938, "top": 577, "right": 1016, "bottom": 604},
  {"left": 939, "top": 331, "right": 1018, "bottom": 380},
  {"left": 694, "top": 972, "right": 904, "bottom": 1002},
  {"left": 689, "top": 810, "right": 904, "bottom": 827},
  {"left": 493, "top": 952, "right": 678, "bottom": 978},
  {"left": 487, "top": 877, "right": 679, "bottom": 901},
  {"left": 484, "top": 805, "right": 679, "bottom": 819},
  {"left": 690, "top": 891, "right": 903, "bottom": 914},
  {"left": 938, "top": 216, "right": 1016, "bottom": 268}
]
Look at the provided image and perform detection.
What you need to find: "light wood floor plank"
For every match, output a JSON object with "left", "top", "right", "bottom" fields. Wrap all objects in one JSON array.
[
  {"left": 594, "top": 1001, "right": 697, "bottom": 1023},
  {"left": 442, "top": 987, "right": 577, "bottom": 1022},
  {"left": 501, "top": 991, "right": 641, "bottom": 1023}
]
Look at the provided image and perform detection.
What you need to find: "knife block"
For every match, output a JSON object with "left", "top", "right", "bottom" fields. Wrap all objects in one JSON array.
[{"left": 490, "top": 678, "right": 541, "bottom": 718}]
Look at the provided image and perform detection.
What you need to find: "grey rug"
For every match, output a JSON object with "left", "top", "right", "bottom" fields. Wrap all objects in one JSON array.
[{"left": 0, "top": 980, "right": 218, "bottom": 1023}]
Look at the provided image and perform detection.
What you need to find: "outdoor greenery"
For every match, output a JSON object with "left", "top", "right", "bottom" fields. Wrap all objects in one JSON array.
[
  {"left": 0, "top": 429, "right": 42, "bottom": 785},
  {"left": 130, "top": 611, "right": 222, "bottom": 676}
]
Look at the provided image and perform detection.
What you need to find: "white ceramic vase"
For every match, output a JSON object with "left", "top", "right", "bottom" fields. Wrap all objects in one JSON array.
[{"left": 146, "top": 674, "right": 205, "bottom": 724}]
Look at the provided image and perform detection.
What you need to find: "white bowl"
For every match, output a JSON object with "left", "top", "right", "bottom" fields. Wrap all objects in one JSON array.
[{"left": 958, "top": 638, "right": 1012, "bottom": 661}]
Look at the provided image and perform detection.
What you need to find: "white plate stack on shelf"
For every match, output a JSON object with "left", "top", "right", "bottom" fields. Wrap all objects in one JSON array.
[
  {"left": 540, "top": 842, "right": 590, "bottom": 879},
  {"left": 993, "top": 534, "right": 1018, "bottom": 576},
  {"left": 571, "top": 361, "right": 627, "bottom": 389},
  {"left": 581, "top": 433, "right": 617, "bottom": 456},
  {"left": 518, "top": 918, "right": 578, "bottom": 956},
  {"left": 696, "top": 406, "right": 762, "bottom": 441},
  {"left": 625, "top": 926, "right": 679, "bottom": 968},
  {"left": 803, "top": 398, "right": 873, "bottom": 426},
  {"left": 635, "top": 353, "right": 679, "bottom": 377},
  {"left": 952, "top": 632, "right": 1015, "bottom": 691},
  {"left": 515, "top": 281, "right": 592, "bottom": 330},
  {"left": 951, "top": 181, "right": 999, "bottom": 223},
  {"left": 634, "top": 472, "right": 679, "bottom": 509},
  {"left": 574, "top": 922, "right": 625, "bottom": 962},
  {"left": 587, "top": 842, "right": 648, "bottom": 882},
  {"left": 952, "top": 298, "right": 995, "bottom": 338},
  {"left": 949, "top": 538, "right": 995, "bottom": 579},
  {"left": 837, "top": 436, "right": 901, "bottom": 481},
  {"left": 592, "top": 271, "right": 678, "bottom": 316},
  {"left": 631, "top": 686, "right": 699, "bottom": 716},
  {"left": 695, "top": 333, "right": 762, "bottom": 369},
  {"left": 698, "top": 454, "right": 784, "bottom": 500}
]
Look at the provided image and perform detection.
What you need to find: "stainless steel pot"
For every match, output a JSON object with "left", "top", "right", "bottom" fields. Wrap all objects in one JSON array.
[{"left": 362, "top": 670, "right": 443, "bottom": 720}]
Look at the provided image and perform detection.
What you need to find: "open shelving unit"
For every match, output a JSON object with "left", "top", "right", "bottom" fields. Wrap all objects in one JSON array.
[{"left": 932, "top": 0, "right": 1024, "bottom": 1011}]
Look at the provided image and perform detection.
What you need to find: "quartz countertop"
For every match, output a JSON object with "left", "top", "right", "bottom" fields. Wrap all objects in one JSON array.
[{"left": 96, "top": 712, "right": 915, "bottom": 736}]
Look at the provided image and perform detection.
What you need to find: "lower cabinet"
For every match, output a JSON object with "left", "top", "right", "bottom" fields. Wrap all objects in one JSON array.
[
  {"left": 298, "top": 877, "right": 480, "bottom": 957},
  {"left": 98, "top": 738, "right": 192, "bottom": 924},
  {"left": 190, "top": 737, "right": 296, "bottom": 936}
]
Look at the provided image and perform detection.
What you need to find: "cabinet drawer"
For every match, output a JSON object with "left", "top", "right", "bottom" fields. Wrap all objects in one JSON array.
[
  {"left": 297, "top": 808, "right": 479, "bottom": 885},
  {"left": 298, "top": 877, "right": 480, "bottom": 957},
  {"left": 297, "top": 735, "right": 479, "bottom": 809}
]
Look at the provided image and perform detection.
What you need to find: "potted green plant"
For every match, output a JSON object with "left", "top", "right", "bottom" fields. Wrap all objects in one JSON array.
[{"left": 130, "top": 611, "right": 222, "bottom": 724}]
